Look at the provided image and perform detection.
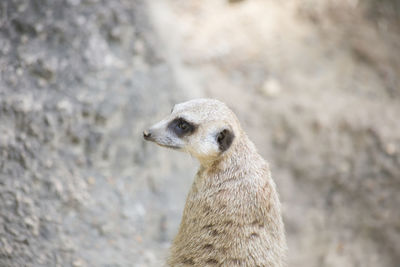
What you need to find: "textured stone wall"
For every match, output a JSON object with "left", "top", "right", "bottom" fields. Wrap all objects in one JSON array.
[{"left": 0, "top": 1, "right": 195, "bottom": 266}]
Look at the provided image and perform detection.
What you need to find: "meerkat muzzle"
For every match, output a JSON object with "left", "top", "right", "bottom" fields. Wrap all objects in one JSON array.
[{"left": 143, "top": 130, "right": 153, "bottom": 140}]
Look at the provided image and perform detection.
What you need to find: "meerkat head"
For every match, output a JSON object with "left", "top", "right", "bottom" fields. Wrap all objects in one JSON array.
[{"left": 143, "top": 99, "right": 239, "bottom": 164}]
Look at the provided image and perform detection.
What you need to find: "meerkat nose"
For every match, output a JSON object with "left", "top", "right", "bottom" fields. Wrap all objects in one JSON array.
[{"left": 143, "top": 130, "right": 152, "bottom": 140}]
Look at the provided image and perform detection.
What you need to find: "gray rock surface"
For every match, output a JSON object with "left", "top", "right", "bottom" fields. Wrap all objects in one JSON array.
[
  {"left": 0, "top": 1, "right": 196, "bottom": 266},
  {"left": 1, "top": 0, "right": 400, "bottom": 267}
]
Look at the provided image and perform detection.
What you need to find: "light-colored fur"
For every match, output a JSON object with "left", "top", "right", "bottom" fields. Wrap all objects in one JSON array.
[{"left": 145, "top": 99, "right": 287, "bottom": 267}]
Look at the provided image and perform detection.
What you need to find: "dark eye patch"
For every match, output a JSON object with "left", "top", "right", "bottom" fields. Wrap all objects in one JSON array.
[{"left": 168, "top": 117, "right": 197, "bottom": 137}]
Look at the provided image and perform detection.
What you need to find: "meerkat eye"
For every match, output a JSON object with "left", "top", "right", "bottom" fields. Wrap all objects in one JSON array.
[
  {"left": 178, "top": 121, "right": 188, "bottom": 130},
  {"left": 168, "top": 117, "right": 196, "bottom": 137}
]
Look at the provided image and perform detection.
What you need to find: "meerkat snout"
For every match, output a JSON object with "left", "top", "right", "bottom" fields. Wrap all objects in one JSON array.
[{"left": 143, "top": 130, "right": 152, "bottom": 140}]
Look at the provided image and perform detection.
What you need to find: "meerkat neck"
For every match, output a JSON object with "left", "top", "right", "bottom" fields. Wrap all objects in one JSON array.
[{"left": 201, "top": 132, "right": 261, "bottom": 179}]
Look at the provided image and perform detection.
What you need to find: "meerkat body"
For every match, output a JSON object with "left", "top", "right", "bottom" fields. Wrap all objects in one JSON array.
[{"left": 144, "top": 99, "right": 286, "bottom": 267}]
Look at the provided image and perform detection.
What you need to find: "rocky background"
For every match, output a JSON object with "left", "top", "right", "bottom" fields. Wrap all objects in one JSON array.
[{"left": 0, "top": 0, "right": 399, "bottom": 266}]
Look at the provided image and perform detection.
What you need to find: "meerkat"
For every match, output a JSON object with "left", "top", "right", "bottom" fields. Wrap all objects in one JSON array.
[{"left": 143, "top": 99, "right": 287, "bottom": 267}]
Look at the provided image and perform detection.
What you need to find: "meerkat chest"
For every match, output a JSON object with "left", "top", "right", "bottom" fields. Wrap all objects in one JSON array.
[
  {"left": 183, "top": 174, "right": 220, "bottom": 215},
  {"left": 170, "top": 170, "right": 284, "bottom": 267},
  {"left": 182, "top": 171, "right": 255, "bottom": 227}
]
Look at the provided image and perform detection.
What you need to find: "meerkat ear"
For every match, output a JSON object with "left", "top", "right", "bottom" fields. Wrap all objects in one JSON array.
[{"left": 217, "top": 129, "right": 235, "bottom": 152}]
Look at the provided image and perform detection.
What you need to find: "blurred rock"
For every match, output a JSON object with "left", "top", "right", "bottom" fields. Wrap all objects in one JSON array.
[{"left": 260, "top": 77, "right": 282, "bottom": 98}]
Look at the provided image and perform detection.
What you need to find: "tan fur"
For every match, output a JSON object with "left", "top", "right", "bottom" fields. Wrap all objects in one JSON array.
[{"left": 145, "top": 99, "right": 287, "bottom": 267}]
